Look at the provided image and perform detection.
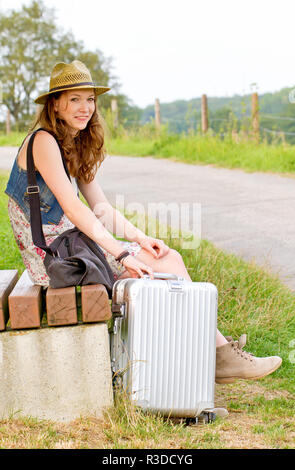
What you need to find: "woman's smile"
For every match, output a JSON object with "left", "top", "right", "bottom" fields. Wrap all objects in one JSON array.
[{"left": 75, "top": 116, "right": 89, "bottom": 121}]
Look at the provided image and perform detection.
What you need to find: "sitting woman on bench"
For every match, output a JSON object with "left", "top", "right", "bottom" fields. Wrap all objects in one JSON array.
[{"left": 5, "top": 60, "right": 282, "bottom": 384}]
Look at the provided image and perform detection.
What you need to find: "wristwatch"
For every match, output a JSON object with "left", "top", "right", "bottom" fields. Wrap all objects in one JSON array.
[{"left": 115, "top": 250, "right": 130, "bottom": 264}]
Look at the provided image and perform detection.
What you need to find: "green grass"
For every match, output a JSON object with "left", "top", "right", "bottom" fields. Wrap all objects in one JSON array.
[
  {"left": 2, "top": 129, "right": 295, "bottom": 175},
  {"left": 0, "top": 169, "right": 294, "bottom": 448},
  {"left": 0, "top": 132, "right": 26, "bottom": 147},
  {"left": 0, "top": 173, "right": 25, "bottom": 274},
  {"left": 106, "top": 131, "right": 295, "bottom": 175}
]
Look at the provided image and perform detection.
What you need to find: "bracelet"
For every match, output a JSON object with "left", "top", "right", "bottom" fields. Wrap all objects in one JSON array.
[{"left": 115, "top": 250, "right": 130, "bottom": 264}]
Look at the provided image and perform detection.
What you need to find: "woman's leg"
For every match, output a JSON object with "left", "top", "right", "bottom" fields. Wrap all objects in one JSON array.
[{"left": 134, "top": 247, "right": 228, "bottom": 347}]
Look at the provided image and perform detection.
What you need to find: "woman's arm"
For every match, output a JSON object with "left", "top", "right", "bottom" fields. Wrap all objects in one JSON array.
[
  {"left": 77, "top": 177, "right": 146, "bottom": 243},
  {"left": 78, "top": 175, "right": 170, "bottom": 259}
]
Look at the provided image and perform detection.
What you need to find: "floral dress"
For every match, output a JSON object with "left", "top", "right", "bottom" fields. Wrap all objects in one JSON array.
[{"left": 7, "top": 197, "right": 142, "bottom": 287}]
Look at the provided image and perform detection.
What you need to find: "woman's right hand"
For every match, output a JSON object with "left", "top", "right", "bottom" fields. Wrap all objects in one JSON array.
[{"left": 122, "top": 255, "right": 154, "bottom": 279}]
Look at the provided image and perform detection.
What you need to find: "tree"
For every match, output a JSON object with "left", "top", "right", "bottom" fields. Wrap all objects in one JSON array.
[
  {"left": 0, "top": 2, "right": 59, "bottom": 127},
  {"left": 0, "top": 0, "right": 125, "bottom": 129}
]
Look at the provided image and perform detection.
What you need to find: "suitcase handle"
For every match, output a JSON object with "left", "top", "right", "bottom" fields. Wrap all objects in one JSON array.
[{"left": 143, "top": 272, "right": 184, "bottom": 281}]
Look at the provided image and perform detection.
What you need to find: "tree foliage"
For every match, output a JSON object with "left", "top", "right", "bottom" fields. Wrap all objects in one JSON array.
[
  {"left": 0, "top": 2, "right": 58, "bottom": 126},
  {"left": 0, "top": 0, "right": 132, "bottom": 129}
]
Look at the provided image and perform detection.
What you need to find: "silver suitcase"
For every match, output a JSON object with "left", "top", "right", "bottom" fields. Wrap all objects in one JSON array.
[{"left": 110, "top": 273, "right": 218, "bottom": 420}]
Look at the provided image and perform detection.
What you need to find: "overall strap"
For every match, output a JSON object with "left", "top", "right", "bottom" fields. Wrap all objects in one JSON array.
[{"left": 26, "top": 128, "right": 71, "bottom": 255}]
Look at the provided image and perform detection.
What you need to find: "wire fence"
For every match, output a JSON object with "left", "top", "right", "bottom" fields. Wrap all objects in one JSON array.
[
  {"left": 261, "top": 127, "right": 295, "bottom": 136},
  {"left": 261, "top": 114, "right": 295, "bottom": 121},
  {"left": 122, "top": 105, "right": 295, "bottom": 143},
  {"left": 123, "top": 116, "right": 295, "bottom": 140}
]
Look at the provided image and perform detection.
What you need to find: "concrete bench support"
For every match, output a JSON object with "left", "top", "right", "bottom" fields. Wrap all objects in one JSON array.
[{"left": 0, "top": 323, "right": 113, "bottom": 422}]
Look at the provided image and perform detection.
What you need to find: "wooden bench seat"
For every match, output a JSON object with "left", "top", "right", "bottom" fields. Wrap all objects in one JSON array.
[
  {"left": 46, "top": 286, "right": 77, "bottom": 326},
  {"left": 8, "top": 270, "right": 43, "bottom": 329},
  {"left": 0, "top": 270, "right": 18, "bottom": 331},
  {"left": 0, "top": 269, "right": 112, "bottom": 331},
  {"left": 81, "top": 284, "right": 112, "bottom": 323}
]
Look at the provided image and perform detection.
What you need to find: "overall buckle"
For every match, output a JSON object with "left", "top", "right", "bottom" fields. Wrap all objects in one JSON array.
[{"left": 26, "top": 185, "right": 40, "bottom": 194}]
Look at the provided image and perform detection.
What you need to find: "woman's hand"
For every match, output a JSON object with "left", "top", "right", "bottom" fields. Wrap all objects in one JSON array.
[
  {"left": 138, "top": 236, "right": 170, "bottom": 259},
  {"left": 122, "top": 255, "right": 154, "bottom": 279}
]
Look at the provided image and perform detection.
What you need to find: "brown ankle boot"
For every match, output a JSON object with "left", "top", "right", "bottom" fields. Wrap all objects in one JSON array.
[{"left": 215, "top": 334, "right": 282, "bottom": 384}]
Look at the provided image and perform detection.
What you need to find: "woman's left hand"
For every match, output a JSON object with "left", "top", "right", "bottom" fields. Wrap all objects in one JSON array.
[{"left": 138, "top": 236, "right": 170, "bottom": 259}]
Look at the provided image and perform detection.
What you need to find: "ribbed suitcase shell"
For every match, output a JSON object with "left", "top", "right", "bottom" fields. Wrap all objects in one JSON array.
[{"left": 110, "top": 275, "right": 217, "bottom": 418}]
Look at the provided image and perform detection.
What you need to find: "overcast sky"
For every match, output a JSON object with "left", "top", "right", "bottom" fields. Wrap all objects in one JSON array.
[{"left": 1, "top": 0, "right": 295, "bottom": 108}]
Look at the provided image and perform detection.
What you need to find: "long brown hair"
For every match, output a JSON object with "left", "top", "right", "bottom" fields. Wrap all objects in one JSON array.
[{"left": 31, "top": 91, "right": 107, "bottom": 183}]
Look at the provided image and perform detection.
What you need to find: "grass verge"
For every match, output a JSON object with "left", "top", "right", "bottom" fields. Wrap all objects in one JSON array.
[
  {"left": 0, "top": 170, "right": 294, "bottom": 448},
  {"left": 106, "top": 132, "right": 295, "bottom": 175},
  {"left": 0, "top": 132, "right": 26, "bottom": 147}
]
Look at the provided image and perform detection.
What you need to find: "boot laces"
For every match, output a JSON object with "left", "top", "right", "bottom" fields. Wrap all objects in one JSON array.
[{"left": 227, "top": 334, "right": 254, "bottom": 361}]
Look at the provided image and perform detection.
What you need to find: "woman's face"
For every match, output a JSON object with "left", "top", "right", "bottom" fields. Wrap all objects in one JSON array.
[{"left": 53, "top": 89, "right": 96, "bottom": 133}]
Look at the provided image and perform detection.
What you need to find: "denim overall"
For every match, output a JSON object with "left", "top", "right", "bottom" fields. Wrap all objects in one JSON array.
[{"left": 5, "top": 146, "right": 77, "bottom": 225}]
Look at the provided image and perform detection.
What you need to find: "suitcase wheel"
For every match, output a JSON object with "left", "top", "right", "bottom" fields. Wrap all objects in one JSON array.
[
  {"left": 185, "top": 411, "right": 216, "bottom": 426},
  {"left": 203, "top": 411, "right": 216, "bottom": 424}
]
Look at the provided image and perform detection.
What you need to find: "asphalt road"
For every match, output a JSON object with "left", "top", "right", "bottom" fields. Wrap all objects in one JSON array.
[{"left": 1, "top": 147, "right": 295, "bottom": 291}]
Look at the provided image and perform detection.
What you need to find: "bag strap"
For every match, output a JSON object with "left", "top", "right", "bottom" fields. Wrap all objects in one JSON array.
[{"left": 26, "top": 127, "right": 71, "bottom": 255}]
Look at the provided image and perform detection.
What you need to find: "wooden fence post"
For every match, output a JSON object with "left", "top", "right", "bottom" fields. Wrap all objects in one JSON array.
[
  {"left": 155, "top": 98, "right": 161, "bottom": 130},
  {"left": 6, "top": 108, "right": 11, "bottom": 135},
  {"left": 201, "top": 94, "right": 208, "bottom": 134},
  {"left": 251, "top": 92, "right": 259, "bottom": 143},
  {"left": 111, "top": 98, "right": 118, "bottom": 129}
]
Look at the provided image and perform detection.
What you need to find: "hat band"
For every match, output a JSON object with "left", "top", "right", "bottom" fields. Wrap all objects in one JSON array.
[{"left": 49, "top": 81, "right": 95, "bottom": 93}]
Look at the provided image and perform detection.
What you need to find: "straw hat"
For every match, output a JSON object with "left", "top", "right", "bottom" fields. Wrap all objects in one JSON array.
[{"left": 34, "top": 60, "right": 110, "bottom": 105}]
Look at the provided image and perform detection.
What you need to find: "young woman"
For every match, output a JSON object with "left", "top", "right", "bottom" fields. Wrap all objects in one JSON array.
[{"left": 5, "top": 60, "right": 282, "bottom": 384}]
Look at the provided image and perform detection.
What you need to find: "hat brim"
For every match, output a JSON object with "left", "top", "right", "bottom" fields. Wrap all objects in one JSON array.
[{"left": 34, "top": 85, "right": 111, "bottom": 105}]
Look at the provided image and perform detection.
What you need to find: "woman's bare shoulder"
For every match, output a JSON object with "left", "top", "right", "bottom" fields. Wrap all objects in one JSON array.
[
  {"left": 31, "top": 130, "right": 65, "bottom": 177},
  {"left": 33, "top": 129, "right": 59, "bottom": 146},
  {"left": 18, "top": 130, "right": 58, "bottom": 170},
  {"left": 33, "top": 130, "right": 61, "bottom": 158}
]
